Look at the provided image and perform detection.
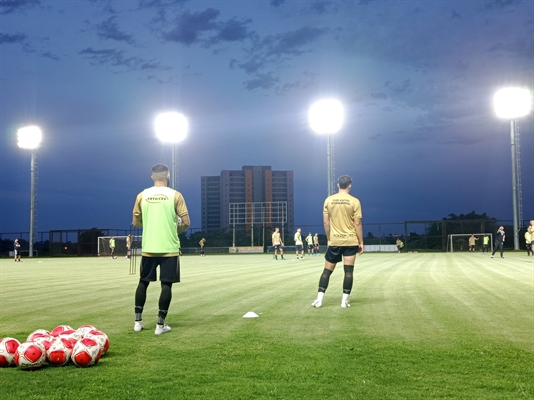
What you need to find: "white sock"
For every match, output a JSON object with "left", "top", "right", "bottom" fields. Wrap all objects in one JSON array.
[
  {"left": 342, "top": 293, "right": 350, "bottom": 303},
  {"left": 317, "top": 292, "right": 325, "bottom": 302}
]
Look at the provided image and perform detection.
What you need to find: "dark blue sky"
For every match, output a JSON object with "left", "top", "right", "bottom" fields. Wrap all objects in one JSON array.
[{"left": 1, "top": 0, "right": 533, "bottom": 235}]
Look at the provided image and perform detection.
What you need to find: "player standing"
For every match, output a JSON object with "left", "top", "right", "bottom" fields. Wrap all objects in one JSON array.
[
  {"left": 313, "top": 233, "right": 320, "bottom": 255},
  {"left": 311, "top": 175, "right": 363, "bottom": 308},
  {"left": 491, "top": 226, "right": 505, "bottom": 259},
  {"left": 14, "top": 238, "right": 21, "bottom": 262},
  {"left": 468, "top": 234, "right": 479, "bottom": 253},
  {"left": 132, "top": 164, "right": 190, "bottom": 335},
  {"left": 109, "top": 236, "right": 117, "bottom": 259},
  {"left": 126, "top": 234, "right": 132, "bottom": 259},
  {"left": 306, "top": 233, "right": 314, "bottom": 257},
  {"left": 199, "top": 238, "right": 206, "bottom": 257},
  {"left": 294, "top": 228, "right": 304, "bottom": 260},
  {"left": 272, "top": 227, "right": 285, "bottom": 260},
  {"left": 482, "top": 235, "right": 490, "bottom": 253}
]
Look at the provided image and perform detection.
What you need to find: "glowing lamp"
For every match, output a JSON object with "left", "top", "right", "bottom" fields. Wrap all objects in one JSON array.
[{"left": 494, "top": 88, "right": 531, "bottom": 119}]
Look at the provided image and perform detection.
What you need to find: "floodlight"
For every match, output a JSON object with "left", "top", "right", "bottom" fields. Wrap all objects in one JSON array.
[
  {"left": 155, "top": 112, "right": 188, "bottom": 143},
  {"left": 17, "top": 126, "right": 42, "bottom": 149},
  {"left": 494, "top": 88, "right": 532, "bottom": 119},
  {"left": 308, "top": 99, "right": 344, "bottom": 134}
]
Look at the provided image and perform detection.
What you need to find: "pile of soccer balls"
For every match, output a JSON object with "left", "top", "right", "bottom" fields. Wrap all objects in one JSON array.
[{"left": 0, "top": 324, "right": 109, "bottom": 370}]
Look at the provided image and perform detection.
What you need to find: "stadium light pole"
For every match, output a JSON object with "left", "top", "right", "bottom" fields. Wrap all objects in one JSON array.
[
  {"left": 155, "top": 112, "right": 188, "bottom": 190},
  {"left": 494, "top": 87, "right": 532, "bottom": 250},
  {"left": 17, "top": 125, "right": 43, "bottom": 258},
  {"left": 309, "top": 99, "right": 344, "bottom": 196}
]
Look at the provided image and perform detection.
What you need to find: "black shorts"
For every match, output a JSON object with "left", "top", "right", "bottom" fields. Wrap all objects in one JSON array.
[
  {"left": 274, "top": 244, "right": 282, "bottom": 250},
  {"left": 308, "top": 245, "right": 314, "bottom": 250},
  {"left": 296, "top": 244, "right": 303, "bottom": 252},
  {"left": 140, "top": 256, "right": 180, "bottom": 283},
  {"left": 325, "top": 246, "right": 359, "bottom": 264}
]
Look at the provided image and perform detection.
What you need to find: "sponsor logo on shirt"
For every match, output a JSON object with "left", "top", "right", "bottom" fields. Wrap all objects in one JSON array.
[{"left": 146, "top": 194, "right": 169, "bottom": 203}]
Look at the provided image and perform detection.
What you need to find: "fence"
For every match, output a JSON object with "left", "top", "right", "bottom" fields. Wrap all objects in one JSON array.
[{"left": 0, "top": 219, "right": 530, "bottom": 257}]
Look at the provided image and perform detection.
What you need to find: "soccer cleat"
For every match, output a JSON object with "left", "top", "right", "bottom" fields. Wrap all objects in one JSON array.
[
  {"left": 134, "top": 321, "right": 144, "bottom": 332},
  {"left": 341, "top": 300, "right": 351, "bottom": 308},
  {"left": 155, "top": 324, "right": 171, "bottom": 335},
  {"left": 311, "top": 299, "right": 322, "bottom": 308}
]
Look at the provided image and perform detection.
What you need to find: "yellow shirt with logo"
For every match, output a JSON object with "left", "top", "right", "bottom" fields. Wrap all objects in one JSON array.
[{"left": 323, "top": 193, "right": 362, "bottom": 246}]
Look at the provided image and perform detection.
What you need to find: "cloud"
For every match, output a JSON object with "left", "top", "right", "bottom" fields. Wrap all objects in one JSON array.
[
  {"left": 164, "top": 8, "right": 220, "bottom": 45},
  {"left": 270, "top": 0, "right": 286, "bottom": 7},
  {"left": 41, "top": 50, "right": 59, "bottom": 60},
  {"left": 309, "top": 1, "right": 335, "bottom": 14},
  {"left": 0, "top": 32, "right": 27, "bottom": 44},
  {"left": 96, "top": 16, "right": 135, "bottom": 44},
  {"left": 79, "top": 47, "right": 170, "bottom": 71},
  {"left": 484, "top": 0, "right": 522, "bottom": 10},
  {"left": 262, "top": 26, "right": 328, "bottom": 57},
  {"left": 244, "top": 72, "right": 279, "bottom": 91},
  {"left": 0, "top": 0, "right": 39, "bottom": 14},
  {"left": 138, "top": 0, "right": 188, "bottom": 8},
  {"left": 163, "top": 8, "right": 254, "bottom": 47}
]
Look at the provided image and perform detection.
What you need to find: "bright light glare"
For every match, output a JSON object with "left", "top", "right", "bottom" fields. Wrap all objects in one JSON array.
[
  {"left": 17, "top": 126, "right": 42, "bottom": 149},
  {"left": 308, "top": 99, "right": 344, "bottom": 134},
  {"left": 155, "top": 112, "right": 188, "bottom": 143},
  {"left": 494, "top": 88, "right": 532, "bottom": 119}
]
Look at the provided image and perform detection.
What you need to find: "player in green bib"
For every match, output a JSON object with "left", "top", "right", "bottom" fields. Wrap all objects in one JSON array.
[{"left": 132, "top": 164, "right": 190, "bottom": 335}]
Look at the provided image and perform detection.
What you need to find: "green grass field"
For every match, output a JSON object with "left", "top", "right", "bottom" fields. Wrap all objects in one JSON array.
[{"left": 0, "top": 252, "right": 532, "bottom": 399}]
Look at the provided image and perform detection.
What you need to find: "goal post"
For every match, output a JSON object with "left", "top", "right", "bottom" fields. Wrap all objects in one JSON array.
[
  {"left": 447, "top": 233, "right": 493, "bottom": 253},
  {"left": 97, "top": 235, "right": 141, "bottom": 257}
]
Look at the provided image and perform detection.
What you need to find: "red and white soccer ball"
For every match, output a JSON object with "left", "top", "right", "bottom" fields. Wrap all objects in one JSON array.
[
  {"left": 85, "top": 330, "right": 110, "bottom": 355},
  {"left": 0, "top": 337, "right": 21, "bottom": 367},
  {"left": 26, "top": 329, "right": 51, "bottom": 342},
  {"left": 47, "top": 337, "right": 75, "bottom": 366},
  {"left": 14, "top": 341, "right": 47, "bottom": 370},
  {"left": 76, "top": 325, "right": 97, "bottom": 337},
  {"left": 51, "top": 325, "right": 74, "bottom": 337},
  {"left": 71, "top": 337, "right": 102, "bottom": 367},
  {"left": 31, "top": 335, "right": 54, "bottom": 352}
]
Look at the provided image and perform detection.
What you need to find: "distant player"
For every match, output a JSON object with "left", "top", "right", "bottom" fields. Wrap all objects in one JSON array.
[
  {"left": 132, "top": 163, "right": 190, "bottom": 335},
  {"left": 294, "top": 228, "right": 304, "bottom": 260},
  {"left": 109, "top": 236, "right": 117, "bottom": 259},
  {"left": 482, "top": 235, "right": 490, "bottom": 253},
  {"left": 199, "top": 238, "right": 206, "bottom": 257},
  {"left": 396, "top": 238, "right": 403, "bottom": 253},
  {"left": 126, "top": 234, "right": 132, "bottom": 259},
  {"left": 313, "top": 233, "right": 320, "bottom": 255},
  {"left": 491, "top": 226, "right": 505, "bottom": 259},
  {"left": 272, "top": 227, "right": 285, "bottom": 260},
  {"left": 14, "top": 238, "right": 21, "bottom": 262},
  {"left": 306, "top": 233, "right": 314, "bottom": 256},
  {"left": 468, "top": 234, "right": 478, "bottom": 253},
  {"left": 528, "top": 220, "right": 534, "bottom": 256},
  {"left": 524, "top": 229, "right": 532, "bottom": 257},
  {"left": 311, "top": 175, "right": 363, "bottom": 308}
]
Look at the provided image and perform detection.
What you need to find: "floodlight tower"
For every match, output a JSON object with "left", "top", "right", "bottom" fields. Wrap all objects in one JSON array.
[
  {"left": 155, "top": 112, "right": 188, "bottom": 190},
  {"left": 308, "top": 99, "right": 344, "bottom": 196},
  {"left": 17, "top": 126, "right": 43, "bottom": 258},
  {"left": 494, "top": 87, "right": 532, "bottom": 250}
]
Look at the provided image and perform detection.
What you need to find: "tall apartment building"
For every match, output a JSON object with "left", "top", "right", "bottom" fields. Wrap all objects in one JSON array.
[{"left": 201, "top": 166, "right": 294, "bottom": 233}]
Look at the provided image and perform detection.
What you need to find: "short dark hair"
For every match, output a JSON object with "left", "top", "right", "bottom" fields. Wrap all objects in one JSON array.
[
  {"left": 152, "top": 164, "right": 169, "bottom": 182},
  {"left": 338, "top": 175, "right": 352, "bottom": 189},
  {"left": 152, "top": 164, "right": 169, "bottom": 174}
]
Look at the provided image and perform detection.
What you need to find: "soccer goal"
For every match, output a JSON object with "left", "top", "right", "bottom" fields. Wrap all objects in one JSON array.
[
  {"left": 447, "top": 233, "right": 493, "bottom": 253},
  {"left": 97, "top": 235, "right": 141, "bottom": 257}
]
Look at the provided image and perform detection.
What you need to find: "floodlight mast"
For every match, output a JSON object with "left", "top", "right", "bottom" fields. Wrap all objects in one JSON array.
[
  {"left": 308, "top": 99, "right": 344, "bottom": 196},
  {"left": 154, "top": 112, "right": 188, "bottom": 190},
  {"left": 494, "top": 87, "right": 532, "bottom": 250},
  {"left": 17, "top": 126, "right": 43, "bottom": 258}
]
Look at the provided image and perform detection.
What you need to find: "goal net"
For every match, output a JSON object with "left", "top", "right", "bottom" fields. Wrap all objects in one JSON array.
[
  {"left": 98, "top": 236, "right": 141, "bottom": 257},
  {"left": 447, "top": 233, "right": 493, "bottom": 253}
]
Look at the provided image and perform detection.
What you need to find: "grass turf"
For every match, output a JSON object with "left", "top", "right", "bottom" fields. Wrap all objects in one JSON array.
[{"left": 0, "top": 252, "right": 532, "bottom": 399}]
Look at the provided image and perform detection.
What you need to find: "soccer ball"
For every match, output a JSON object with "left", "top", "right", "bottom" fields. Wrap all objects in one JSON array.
[
  {"left": 0, "top": 338, "right": 21, "bottom": 367},
  {"left": 85, "top": 330, "right": 110, "bottom": 355},
  {"left": 26, "top": 329, "right": 51, "bottom": 342},
  {"left": 71, "top": 338, "right": 102, "bottom": 367},
  {"left": 14, "top": 341, "right": 47, "bottom": 370},
  {"left": 76, "top": 324, "right": 97, "bottom": 337},
  {"left": 51, "top": 325, "right": 74, "bottom": 337},
  {"left": 31, "top": 335, "right": 54, "bottom": 352},
  {"left": 47, "top": 337, "right": 74, "bottom": 366}
]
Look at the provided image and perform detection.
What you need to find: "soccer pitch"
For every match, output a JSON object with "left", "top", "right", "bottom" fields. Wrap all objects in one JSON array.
[{"left": 1, "top": 253, "right": 532, "bottom": 399}]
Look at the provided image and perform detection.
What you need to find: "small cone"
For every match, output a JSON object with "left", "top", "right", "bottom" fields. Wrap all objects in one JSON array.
[{"left": 243, "top": 311, "right": 259, "bottom": 318}]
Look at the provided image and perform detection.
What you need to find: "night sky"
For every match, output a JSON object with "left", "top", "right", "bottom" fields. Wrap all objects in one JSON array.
[{"left": 1, "top": 0, "right": 533, "bottom": 236}]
